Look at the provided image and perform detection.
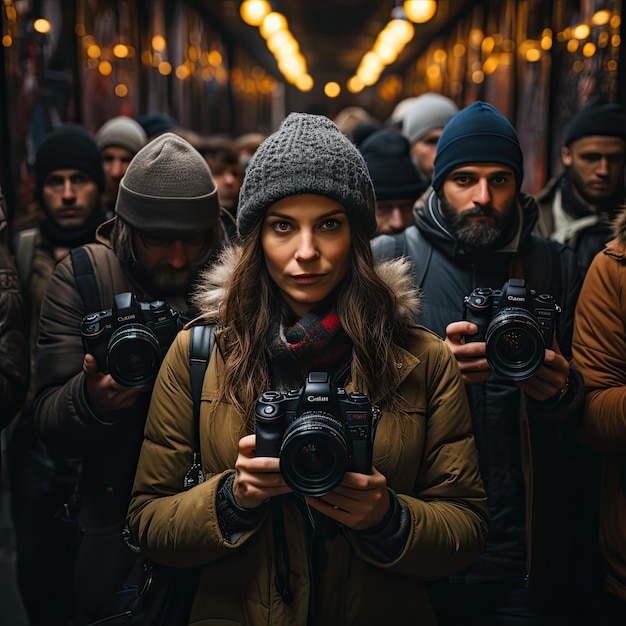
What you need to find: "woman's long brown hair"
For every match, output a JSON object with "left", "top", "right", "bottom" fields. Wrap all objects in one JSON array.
[{"left": 217, "top": 216, "right": 415, "bottom": 420}]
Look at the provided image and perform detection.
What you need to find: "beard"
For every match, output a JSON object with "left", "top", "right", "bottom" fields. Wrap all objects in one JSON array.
[
  {"left": 148, "top": 265, "right": 195, "bottom": 295},
  {"left": 439, "top": 194, "right": 509, "bottom": 250}
]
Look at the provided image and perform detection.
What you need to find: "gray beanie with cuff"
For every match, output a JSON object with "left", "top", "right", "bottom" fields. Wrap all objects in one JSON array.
[
  {"left": 237, "top": 112, "right": 377, "bottom": 239},
  {"left": 115, "top": 132, "right": 220, "bottom": 236},
  {"left": 96, "top": 116, "right": 147, "bottom": 155},
  {"left": 402, "top": 93, "right": 458, "bottom": 146}
]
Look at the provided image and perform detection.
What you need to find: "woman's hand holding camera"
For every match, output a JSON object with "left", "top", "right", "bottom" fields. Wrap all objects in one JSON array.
[
  {"left": 236, "top": 434, "right": 390, "bottom": 529},
  {"left": 232, "top": 434, "right": 292, "bottom": 509},
  {"left": 305, "top": 467, "right": 391, "bottom": 531}
]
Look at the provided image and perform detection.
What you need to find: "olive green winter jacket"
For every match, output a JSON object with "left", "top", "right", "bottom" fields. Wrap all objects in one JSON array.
[{"left": 128, "top": 248, "right": 488, "bottom": 626}]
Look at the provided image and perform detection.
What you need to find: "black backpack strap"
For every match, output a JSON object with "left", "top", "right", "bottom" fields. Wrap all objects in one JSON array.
[
  {"left": 183, "top": 324, "right": 215, "bottom": 490},
  {"left": 14, "top": 227, "right": 38, "bottom": 290},
  {"left": 70, "top": 246, "right": 101, "bottom": 313}
]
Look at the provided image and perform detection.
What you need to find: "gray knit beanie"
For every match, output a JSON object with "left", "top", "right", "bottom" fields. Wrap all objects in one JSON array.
[
  {"left": 115, "top": 132, "right": 220, "bottom": 236},
  {"left": 402, "top": 93, "right": 458, "bottom": 146},
  {"left": 237, "top": 112, "right": 376, "bottom": 238},
  {"left": 96, "top": 115, "right": 147, "bottom": 155}
]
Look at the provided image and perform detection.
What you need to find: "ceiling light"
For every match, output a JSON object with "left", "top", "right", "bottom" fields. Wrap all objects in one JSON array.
[
  {"left": 403, "top": 1, "right": 437, "bottom": 24},
  {"left": 260, "top": 12, "right": 287, "bottom": 39},
  {"left": 240, "top": 1, "right": 272, "bottom": 27}
]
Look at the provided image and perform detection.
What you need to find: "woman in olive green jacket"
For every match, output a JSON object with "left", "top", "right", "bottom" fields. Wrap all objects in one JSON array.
[{"left": 128, "top": 113, "right": 488, "bottom": 626}]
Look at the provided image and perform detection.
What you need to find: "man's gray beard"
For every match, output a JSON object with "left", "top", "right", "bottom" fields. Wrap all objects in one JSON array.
[
  {"left": 439, "top": 194, "right": 505, "bottom": 249},
  {"left": 150, "top": 267, "right": 194, "bottom": 295}
]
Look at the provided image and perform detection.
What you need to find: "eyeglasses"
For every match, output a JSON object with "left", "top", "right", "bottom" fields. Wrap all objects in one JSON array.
[
  {"left": 136, "top": 231, "right": 208, "bottom": 250},
  {"left": 43, "top": 173, "right": 93, "bottom": 192}
]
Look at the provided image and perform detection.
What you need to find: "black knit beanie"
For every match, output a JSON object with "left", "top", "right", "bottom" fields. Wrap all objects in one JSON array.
[
  {"left": 115, "top": 132, "right": 220, "bottom": 236},
  {"left": 564, "top": 95, "right": 626, "bottom": 146},
  {"left": 359, "top": 128, "right": 425, "bottom": 201},
  {"left": 34, "top": 124, "right": 105, "bottom": 196},
  {"left": 432, "top": 101, "right": 524, "bottom": 192},
  {"left": 237, "top": 112, "right": 377, "bottom": 239}
]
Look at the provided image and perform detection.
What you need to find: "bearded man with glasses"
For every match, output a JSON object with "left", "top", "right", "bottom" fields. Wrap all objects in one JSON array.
[{"left": 27, "top": 132, "right": 228, "bottom": 625}]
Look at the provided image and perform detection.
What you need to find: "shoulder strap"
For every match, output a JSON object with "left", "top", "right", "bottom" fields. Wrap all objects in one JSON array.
[
  {"left": 518, "top": 236, "right": 563, "bottom": 302},
  {"left": 14, "top": 227, "right": 38, "bottom": 289},
  {"left": 403, "top": 227, "right": 432, "bottom": 288},
  {"left": 371, "top": 227, "right": 433, "bottom": 289},
  {"left": 70, "top": 246, "right": 102, "bottom": 313},
  {"left": 183, "top": 324, "right": 216, "bottom": 490}
]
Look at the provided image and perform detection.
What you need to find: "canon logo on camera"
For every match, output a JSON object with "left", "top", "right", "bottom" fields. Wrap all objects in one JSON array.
[{"left": 307, "top": 394, "right": 329, "bottom": 402}]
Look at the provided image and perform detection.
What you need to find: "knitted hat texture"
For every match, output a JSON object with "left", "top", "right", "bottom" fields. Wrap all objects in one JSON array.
[
  {"left": 237, "top": 112, "right": 377, "bottom": 238},
  {"left": 35, "top": 124, "right": 105, "bottom": 195},
  {"left": 402, "top": 93, "right": 458, "bottom": 146},
  {"left": 96, "top": 115, "right": 147, "bottom": 154},
  {"left": 432, "top": 101, "right": 524, "bottom": 192},
  {"left": 564, "top": 95, "right": 626, "bottom": 145},
  {"left": 360, "top": 129, "right": 425, "bottom": 201},
  {"left": 115, "top": 132, "right": 220, "bottom": 236}
]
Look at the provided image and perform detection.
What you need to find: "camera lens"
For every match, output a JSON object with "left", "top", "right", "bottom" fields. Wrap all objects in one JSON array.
[
  {"left": 106, "top": 324, "right": 163, "bottom": 388},
  {"left": 485, "top": 310, "right": 546, "bottom": 381},
  {"left": 279, "top": 412, "right": 348, "bottom": 497}
]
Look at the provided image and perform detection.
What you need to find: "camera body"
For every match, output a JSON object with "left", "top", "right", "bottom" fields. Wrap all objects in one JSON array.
[
  {"left": 255, "top": 371, "right": 378, "bottom": 497},
  {"left": 81, "top": 291, "right": 181, "bottom": 388},
  {"left": 463, "top": 278, "right": 560, "bottom": 381}
]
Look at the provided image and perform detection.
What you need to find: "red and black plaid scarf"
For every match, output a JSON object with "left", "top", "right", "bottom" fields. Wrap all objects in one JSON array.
[{"left": 268, "top": 301, "right": 353, "bottom": 389}]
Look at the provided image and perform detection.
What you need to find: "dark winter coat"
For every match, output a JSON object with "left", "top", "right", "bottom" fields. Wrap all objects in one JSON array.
[
  {"left": 0, "top": 205, "right": 28, "bottom": 428},
  {"left": 32, "top": 218, "right": 219, "bottom": 623},
  {"left": 372, "top": 190, "right": 601, "bottom": 620},
  {"left": 535, "top": 171, "right": 626, "bottom": 273}
]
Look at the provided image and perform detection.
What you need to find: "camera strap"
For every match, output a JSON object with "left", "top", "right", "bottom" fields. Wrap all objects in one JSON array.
[
  {"left": 510, "top": 238, "right": 563, "bottom": 305},
  {"left": 70, "top": 246, "right": 101, "bottom": 313},
  {"left": 183, "top": 324, "right": 215, "bottom": 490}
]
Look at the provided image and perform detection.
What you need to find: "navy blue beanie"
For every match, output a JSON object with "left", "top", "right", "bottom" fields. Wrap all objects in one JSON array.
[
  {"left": 564, "top": 95, "right": 626, "bottom": 145},
  {"left": 432, "top": 101, "right": 523, "bottom": 192},
  {"left": 34, "top": 124, "right": 105, "bottom": 196}
]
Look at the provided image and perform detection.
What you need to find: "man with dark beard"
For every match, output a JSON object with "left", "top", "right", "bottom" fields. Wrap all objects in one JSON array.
[
  {"left": 535, "top": 96, "right": 626, "bottom": 274},
  {"left": 371, "top": 102, "right": 601, "bottom": 625},
  {"left": 30, "top": 132, "right": 228, "bottom": 625}
]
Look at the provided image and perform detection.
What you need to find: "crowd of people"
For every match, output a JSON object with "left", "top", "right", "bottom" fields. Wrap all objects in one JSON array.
[{"left": 0, "top": 92, "right": 625, "bottom": 626}]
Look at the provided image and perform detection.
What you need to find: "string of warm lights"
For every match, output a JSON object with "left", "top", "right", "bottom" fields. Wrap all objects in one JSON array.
[
  {"left": 239, "top": 0, "right": 313, "bottom": 92},
  {"left": 0, "top": 2, "right": 621, "bottom": 101},
  {"left": 239, "top": 1, "right": 438, "bottom": 98}
]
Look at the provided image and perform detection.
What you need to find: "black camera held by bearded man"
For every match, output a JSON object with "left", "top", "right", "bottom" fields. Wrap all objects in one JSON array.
[
  {"left": 81, "top": 291, "right": 181, "bottom": 389},
  {"left": 255, "top": 371, "right": 380, "bottom": 497},
  {"left": 463, "top": 278, "right": 561, "bottom": 382}
]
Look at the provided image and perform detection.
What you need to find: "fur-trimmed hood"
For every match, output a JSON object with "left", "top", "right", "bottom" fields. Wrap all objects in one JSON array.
[
  {"left": 612, "top": 208, "right": 626, "bottom": 248},
  {"left": 191, "top": 243, "right": 421, "bottom": 327}
]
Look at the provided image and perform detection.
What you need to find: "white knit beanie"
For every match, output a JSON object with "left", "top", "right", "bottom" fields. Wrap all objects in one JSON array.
[
  {"left": 402, "top": 93, "right": 459, "bottom": 146},
  {"left": 115, "top": 133, "right": 220, "bottom": 236}
]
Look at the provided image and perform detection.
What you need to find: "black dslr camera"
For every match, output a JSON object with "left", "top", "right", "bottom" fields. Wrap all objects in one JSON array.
[
  {"left": 81, "top": 292, "right": 181, "bottom": 388},
  {"left": 255, "top": 371, "right": 379, "bottom": 497},
  {"left": 463, "top": 278, "right": 560, "bottom": 381}
]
